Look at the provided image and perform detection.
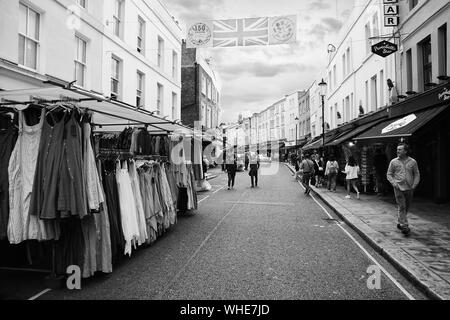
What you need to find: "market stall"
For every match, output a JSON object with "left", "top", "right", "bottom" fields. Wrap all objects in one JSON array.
[{"left": 0, "top": 85, "right": 198, "bottom": 283}]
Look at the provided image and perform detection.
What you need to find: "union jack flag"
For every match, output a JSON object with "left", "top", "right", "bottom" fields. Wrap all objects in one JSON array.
[{"left": 213, "top": 18, "right": 269, "bottom": 47}]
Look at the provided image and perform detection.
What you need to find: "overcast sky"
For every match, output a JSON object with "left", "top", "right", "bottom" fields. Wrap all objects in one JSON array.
[{"left": 164, "top": 0, "right": 356, "bottom": 124}]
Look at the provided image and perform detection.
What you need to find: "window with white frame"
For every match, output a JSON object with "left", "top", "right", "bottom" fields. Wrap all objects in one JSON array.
[
  {"left": 172, "top": 92, "right": 177, "bottom": 119},
  {"left": 157, "top": 83, "right": 163, "bottom": 115},
  {"left": 113, "top": 0, "right": 123, "bottom": 38},
  {"left": 77, "top": 0, "right": 87, "bottom": 8},
  {"left": 111, "top": 57, "right": 120, "bottom": 100},
  {"left": 157, "top": 36, "right": 164, "bottom": 69},
  {"left": 172, "top": 50, "right": 178, "bottom": 79},
  {"left": 74, "top": 36, "right": 87, "bottom": 87},
  {"left": 137, "top": 17, "right": 145, "bottom": 54},
  {"left": 372, "top": 12, "right": 379, "bottom": 38},
  {"left": 201, "top": 73, "right": 206, "bottom": 95},
  {"left": 342, "top": 53, "right": 346, "bottom": 78},
  {"left": 371, "top": 75, "right": 378, "bottom": 111},
  {"left": 409, "top": 0, "right": 418, "bottom": 11},
  {"left": 346, "top": 47, "right": 351, "bottom": 75},
  {"left": 136, "top": 71, "right": 144, "bottom": 108},
  {"left": 19, "top": 3, "right": 40, "bottom": 70},
  {"left": 365, "top": 22, "right": 371, "bottom": 56}
]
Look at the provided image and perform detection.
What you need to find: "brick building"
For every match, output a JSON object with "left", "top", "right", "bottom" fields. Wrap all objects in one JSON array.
[{"left": 181, "top": 41, "right": 221, "bottom": 131}]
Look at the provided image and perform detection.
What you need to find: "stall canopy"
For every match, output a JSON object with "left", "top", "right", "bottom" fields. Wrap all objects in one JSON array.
[
  {"left": 0, "top": 86, "right": 194, "bottom": 135},
  {"left": 326, "top": 119, "right": 385, "bottom": 146},
  {"left": 354, "top": 105, "right": 449, "bottom": 141}
]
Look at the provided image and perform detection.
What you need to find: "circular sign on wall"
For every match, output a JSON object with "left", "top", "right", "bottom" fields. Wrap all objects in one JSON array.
[
  {"left": 271, "top": 17, "right": 295, "bottom": 42},
  {"left": 187, "top": 22, "right": 212, "bottom": 47}
]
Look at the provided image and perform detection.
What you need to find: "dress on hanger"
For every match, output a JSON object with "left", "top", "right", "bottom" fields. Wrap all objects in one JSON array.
[{"left": 8, "top": 108, "right": 59, "bottom": 243}]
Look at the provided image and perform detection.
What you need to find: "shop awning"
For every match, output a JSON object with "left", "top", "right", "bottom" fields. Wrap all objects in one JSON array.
[
  {"left": 0, "top": 86, "right": 194, "bottom": 135},
  {"left": 354, "top": 106, "right": 449, "bottom": 141},
  {"left": 327, "top": 119, "right": 385, "bottom": 146},
  {"left": 302, "top": 137, "right": 322, "bottom": 151}
]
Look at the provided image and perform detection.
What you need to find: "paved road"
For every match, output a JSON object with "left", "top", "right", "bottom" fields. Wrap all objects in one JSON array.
[{"left": 32, "top": 163, "right": 426, "bottom": 300}]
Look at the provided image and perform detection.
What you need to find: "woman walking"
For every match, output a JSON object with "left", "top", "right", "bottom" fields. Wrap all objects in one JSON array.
[
  {"left": 226, "top": 154, "right": 237, "bottom": 190},
  {"left": 344, "top": 156, "right": 360, "bottom": 199},
  {"left": 313, "top": 154, "right": 325, "bottom": 187}
]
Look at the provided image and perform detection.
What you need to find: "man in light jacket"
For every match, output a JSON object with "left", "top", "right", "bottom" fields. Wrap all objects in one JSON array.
[{"left": 387, "top": 143, "right": 420, "bottom": 236}]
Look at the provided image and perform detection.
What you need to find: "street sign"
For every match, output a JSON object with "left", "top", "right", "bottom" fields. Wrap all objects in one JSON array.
[{"left": 372, "top": 40, "right": 398, "bottom": 58}]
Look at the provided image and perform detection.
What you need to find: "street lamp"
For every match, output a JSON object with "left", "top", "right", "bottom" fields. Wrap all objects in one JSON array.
[
  {"left": 295, "top": 116, "right": 299, "bottom": 146},
  {"left": 318, "top": 78, "right": 327, "bottom": 150}
]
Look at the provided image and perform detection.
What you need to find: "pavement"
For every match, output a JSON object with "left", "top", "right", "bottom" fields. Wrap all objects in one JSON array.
[
  {"left": 21, "top": 163, "right": 426, "bottom": 300},
  {"left": 285, "top": 162, "right": 450, "bottom": 300}
]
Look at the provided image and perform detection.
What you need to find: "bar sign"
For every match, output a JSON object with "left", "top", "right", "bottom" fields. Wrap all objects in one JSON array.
[{"left": 384, "top": 0, "right": 399, "bottom": 27}]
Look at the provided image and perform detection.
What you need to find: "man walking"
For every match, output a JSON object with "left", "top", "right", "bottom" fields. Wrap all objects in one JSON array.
[
  {"left": 249, "top": 153, "right": 260, "bottom": 188},
  {"left": 299, "top": 153, "right": 315, "bottom": 195},
  {"left": 387, "top": 143, "right": 420, "bottom": 236}
]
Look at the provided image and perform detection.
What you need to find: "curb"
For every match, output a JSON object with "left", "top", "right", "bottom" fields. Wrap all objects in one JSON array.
[{"left": 284, "top": 163, "right": 443, "bottom": 300}]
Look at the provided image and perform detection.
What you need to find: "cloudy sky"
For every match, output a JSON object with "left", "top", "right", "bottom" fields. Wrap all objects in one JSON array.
[{"left": 164, "top": 0, "right": 356, "bottom": 124}]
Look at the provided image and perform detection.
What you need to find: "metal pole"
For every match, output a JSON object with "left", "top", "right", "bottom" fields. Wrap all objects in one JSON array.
[{"left": 322, "top": 95, "right": 325, "bottom": 151}]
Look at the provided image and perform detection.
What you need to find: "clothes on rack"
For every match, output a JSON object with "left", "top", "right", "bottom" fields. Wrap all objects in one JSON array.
[
  {"left": 8, "top": 108, "right": 59, "bottom": 244},
  {"left": 4, "top": 104, "right": 112, "bottom": 278}
]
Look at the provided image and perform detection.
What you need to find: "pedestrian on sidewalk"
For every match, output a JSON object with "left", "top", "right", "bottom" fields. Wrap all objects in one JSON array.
[
  {"left": 325, "top": 155, "right": 339, "bottom": 192},
  {"left": 373, "top": 148, "right": 389, "bottom": 196},
  {"left": 313, "top": 154, "right": 325, "bottom": 187},
  {"left": 299, "top": 153, "right": 315, "bottom": 195},
  {"left": 249, "top": 153, "right": 260, "bottom": 188},
  {"left": 344, "top": 156, "right": 360, "bottom": 199},
  {"left": 387, "top": 143, "right": 420, "bottom": 236},
  {"left": 226, "top": 154, "right": 238, "bottom": 190}
]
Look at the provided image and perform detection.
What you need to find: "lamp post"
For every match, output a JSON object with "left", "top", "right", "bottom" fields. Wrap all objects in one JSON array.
[
  {"left": 295, "top": 116, "right": 299, "bottom": 146},
  {"left": 318, "top": 78, "right": 327, "bottom": 151}
]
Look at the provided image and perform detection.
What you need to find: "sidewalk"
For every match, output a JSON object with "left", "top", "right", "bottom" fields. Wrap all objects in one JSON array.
[{"left": 285, "top": 163, "right": 450, "bottom": 300}]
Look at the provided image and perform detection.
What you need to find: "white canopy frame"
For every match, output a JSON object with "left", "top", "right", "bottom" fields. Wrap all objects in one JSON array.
[{"left": 0, "top": 84, "right": 194, "bottom": 135}]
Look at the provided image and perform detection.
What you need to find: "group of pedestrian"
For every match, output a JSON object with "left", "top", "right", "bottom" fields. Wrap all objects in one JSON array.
[
  {"left": 225, "top": 152, "right": 261, "bottom": 190},
  {"left": 292, "top": 143, "right": 420, "bottom": 236}
]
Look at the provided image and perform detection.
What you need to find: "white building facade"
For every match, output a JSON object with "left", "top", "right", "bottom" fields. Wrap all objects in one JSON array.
[
  {"left": 0, "top": 0, "right": 182, "bottom": 120},
  {"left": 325, "top": 0, "right": 397, "bottom": 130},
  {"left": 395, "top": 0, "right": 449, "bottom": 95}
]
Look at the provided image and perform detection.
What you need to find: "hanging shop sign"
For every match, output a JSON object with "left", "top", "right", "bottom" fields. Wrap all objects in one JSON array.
[
  {"left": 382, "top": 114, "right": 417, "bottom": 134},
  {"left": 384, "top": 0, "right": 400, "bottom": 27},
  {"left": 186, "top": 15, "right": 297, "bottom": 48},
  {"left": 372, "top": 40, "right": 398, "bottom": 58}
]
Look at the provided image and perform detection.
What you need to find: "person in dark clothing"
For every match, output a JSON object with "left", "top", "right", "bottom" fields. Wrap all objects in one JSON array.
[
  {"left": 244, "top": 152, "right": 250, "bottom": 171},
  {"left": 373, "top": 148, "right": 389, "bottom": 196},
  {"left": 249, "top": 153, "right": 260, "bottom": 188},
  {"left": 226, "top": 154, "right": 238, "bottom": 190},
  {"left": 299, "top": 153, "right": 315, "bottom": 195}
]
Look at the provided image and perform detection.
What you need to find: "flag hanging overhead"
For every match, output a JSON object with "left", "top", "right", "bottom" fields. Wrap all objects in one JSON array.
[
  {"left": 213, "top": 17, "right": 269, "bottom": 47},
  {"left": 186, "top": 15, "right": 297, "bottom": 48}
]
